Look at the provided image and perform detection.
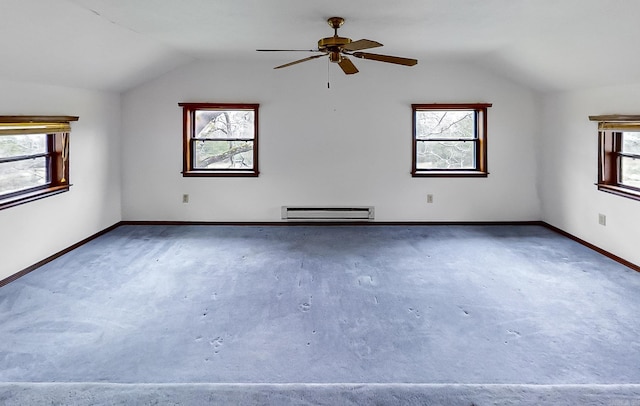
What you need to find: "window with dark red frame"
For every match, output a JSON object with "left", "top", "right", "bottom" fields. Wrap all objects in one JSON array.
[
  {"left": 591, "top": 115, "right": 640, "bottom": 201},
  {"left": 412, "top": 103, "right": 491, "bottom": 177},
  {"left": 180, "top": 103, "right": 259, "bottom": 177},
  {"left": 0, "top": 116, "right": 77, "bottom": 210}
]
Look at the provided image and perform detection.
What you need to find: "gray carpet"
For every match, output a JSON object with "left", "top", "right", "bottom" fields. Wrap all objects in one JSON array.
[
  {"left": 2, "top": 383, "right": 640, "bottom": 405},
  {"left": 1, "top": 225, "right": 640, "bottom": 404}
]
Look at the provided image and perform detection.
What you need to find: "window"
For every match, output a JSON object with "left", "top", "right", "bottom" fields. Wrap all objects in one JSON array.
[
  {"left": 180, "top": 103, "right": 259, "bottom": 177},
  {"left": 412, "top": 103, "right": 491, "bottom": 177},
  {"left": 0, "top": 116, "right": 78, "bottom": 210},
  {"left": 591, "top": 115, "right": 640, "bottom": 201}
]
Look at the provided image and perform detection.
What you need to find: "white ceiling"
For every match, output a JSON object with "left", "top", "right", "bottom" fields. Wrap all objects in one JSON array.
[{"left": 3, "top": 0, "right": 640, "bottom": 93}]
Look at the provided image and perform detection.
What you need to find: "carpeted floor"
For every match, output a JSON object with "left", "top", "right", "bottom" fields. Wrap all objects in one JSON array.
[{"left": 1, "top": 224, "right": 639, "bottom": 404}]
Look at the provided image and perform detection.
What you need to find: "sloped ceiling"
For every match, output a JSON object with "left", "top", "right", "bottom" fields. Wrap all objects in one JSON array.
[{"left": 2, "top": 0, "right": 640, "bottom": 93}]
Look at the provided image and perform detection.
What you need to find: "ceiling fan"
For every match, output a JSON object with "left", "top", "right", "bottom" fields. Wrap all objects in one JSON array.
[{"left": 257, "top": 17, "right": 418, "bottom": 75}]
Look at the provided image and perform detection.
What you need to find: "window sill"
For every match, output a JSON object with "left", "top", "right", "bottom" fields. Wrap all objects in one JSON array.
[
  {"left": 0, "top": 185, "right": 70, "bottom": 211},
  {"left": 182, "top": 170, "right": 259, "bottom": 178},
  {"left": 412, "top": 170, "right": 489, "bottom": 178},
  {"left": 597, "top": 184, "right": 640, "bottom": 202}
]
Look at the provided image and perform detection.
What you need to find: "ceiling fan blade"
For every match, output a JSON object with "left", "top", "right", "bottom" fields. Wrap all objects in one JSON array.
[
  {"left": 274, "top": 53, "right": 326, "bottom": 69},
  {"left": 257, "top": 49, "right": 319, "bottom": 52},
  {"left": 352, "top": 52, "right": 418, "bottom": 66},
  {"left": 338, "top": 56, "right": 359, "bottom": 75},
  {"left": 342, "top": 39, "right": 383, "bottom": 51}
]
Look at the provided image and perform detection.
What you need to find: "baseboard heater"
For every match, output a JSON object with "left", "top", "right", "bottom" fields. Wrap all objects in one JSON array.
[{"left": 281, "top": 206, "right": 375, "bottom": 221}]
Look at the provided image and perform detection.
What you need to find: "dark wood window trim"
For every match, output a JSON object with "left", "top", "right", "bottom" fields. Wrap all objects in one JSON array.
[
  {"left": 179, "top": 103, "right": 259, "bottom": 177},
  {"left": 590, "top": 115, "right": 640, "bottom": 201},
  {"left": 412, "top": 103, "right": 491, "bottom": 177},
  {"left": 0, "top": 116, "right": 78, "bottom": 211}
]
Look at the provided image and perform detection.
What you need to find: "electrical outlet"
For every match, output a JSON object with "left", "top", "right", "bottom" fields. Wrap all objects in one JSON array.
[
  {"left": 182, "top": 194, "right": 189, "bottom": 203},
  {"left": 598, "top": 213, "right": 606, "bottom": 226},
  {"left": 427, "top": 194, "right": 434, "bottom": 204}
]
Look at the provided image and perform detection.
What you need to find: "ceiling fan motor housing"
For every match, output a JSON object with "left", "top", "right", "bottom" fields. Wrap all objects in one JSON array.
[{"left": 318, "top": 36, "right": 352, "bottom": 51}]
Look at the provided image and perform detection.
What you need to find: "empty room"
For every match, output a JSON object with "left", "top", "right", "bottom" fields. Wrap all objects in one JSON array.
[{"left": 1, "top": 0, "right": 640, "bottom": 404}]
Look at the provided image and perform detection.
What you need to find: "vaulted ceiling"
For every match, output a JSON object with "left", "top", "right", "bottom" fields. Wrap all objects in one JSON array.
[{"left": 3, "top": 0, "right": 639, "bottom": 93}]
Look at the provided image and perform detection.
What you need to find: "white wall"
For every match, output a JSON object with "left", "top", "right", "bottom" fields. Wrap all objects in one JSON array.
[
  {"left": 0, "top": 80, "right": 122, "bottom": 279},
  {"left": 540, "top": 84, "right": 640, "bottom": 266},
  {"left": 121, "top": 59, "right": 541, "bottom": 222}
]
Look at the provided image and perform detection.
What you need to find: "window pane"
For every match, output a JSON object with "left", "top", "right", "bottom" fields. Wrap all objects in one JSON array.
[
  {"left": 0, "top": 157, "right": 48, "bottom": 195},
  {"left": 622, "top": 132, "right": 640, "bottom": 154},
  {"left": 416, "top": 140, "right": 475, "bottom": 169},
  {"left": 621, "top": 156, "right": 640, "bottom": 188},
  {"left": 416, "top": 111, "right": 475, "bottom": 139},
  {"left": 194, "top": 140, "right": 254, "bottom": 169},
  {"left": 195, "top": 110, "right": 255, "bottom": 139},
  {"left": 0, "top": 134, "right": 47, "bottom": 158}
]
